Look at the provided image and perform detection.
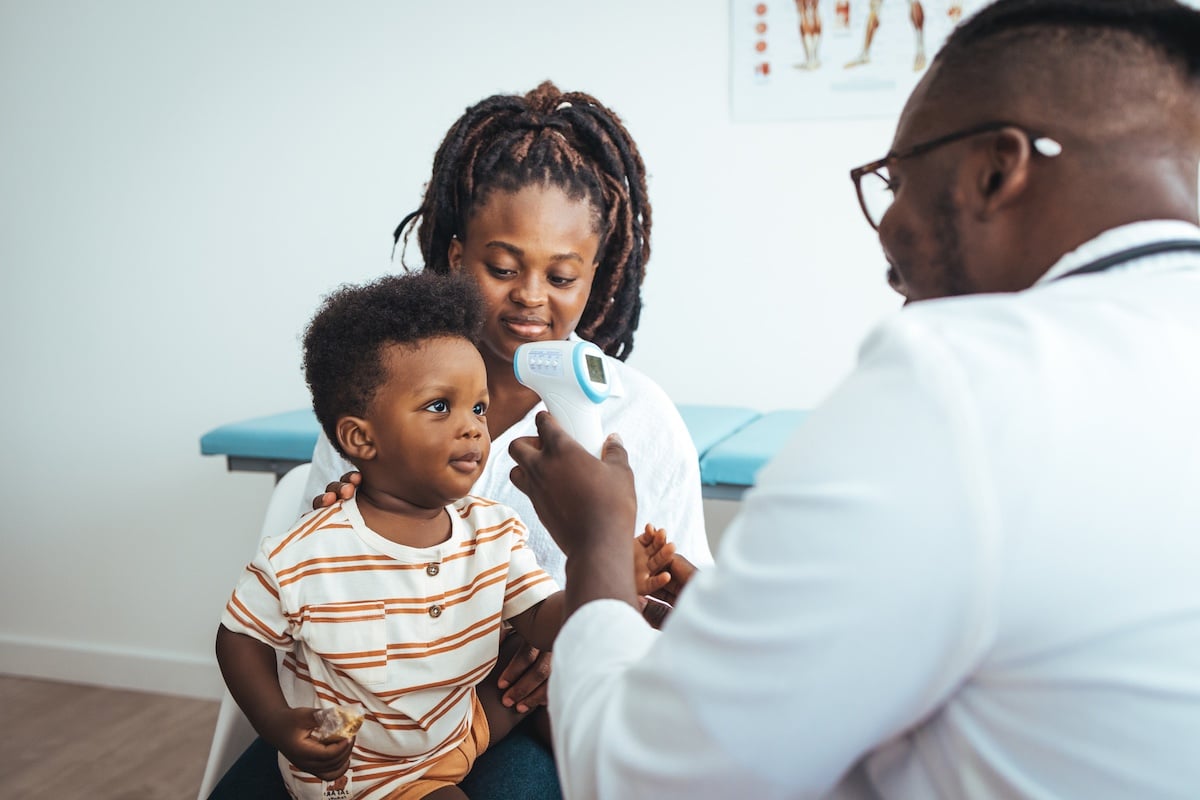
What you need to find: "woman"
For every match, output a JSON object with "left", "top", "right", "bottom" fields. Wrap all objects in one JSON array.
[{"left": 210, "top": 81, "right": 712, "bottom": 800}]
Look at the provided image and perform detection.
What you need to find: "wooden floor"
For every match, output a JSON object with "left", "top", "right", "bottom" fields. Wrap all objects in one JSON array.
[{"left": 1, "top": 674, "right": 219, "bottom": 799}]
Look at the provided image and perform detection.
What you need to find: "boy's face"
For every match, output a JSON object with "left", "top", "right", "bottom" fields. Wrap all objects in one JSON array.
[{"left": 354, "top": 336, "right": 490, "bottom": 509}]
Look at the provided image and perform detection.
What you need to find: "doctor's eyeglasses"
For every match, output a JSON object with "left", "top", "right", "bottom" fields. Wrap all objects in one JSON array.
[{"left": 849, "top": 121, "right": 1063, "bottom": 231}]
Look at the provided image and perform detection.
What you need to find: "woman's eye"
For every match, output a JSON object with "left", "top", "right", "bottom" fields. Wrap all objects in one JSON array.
[
  {"left": 549, "top": 275, "right": 577, "bottom": 287},
  {"left": 473, "top": 402, "right": 487, "bottom": 416},
  {"left": 486, "top": 264, "right": 516, "bottom": 278},
  {"left": 425, "top": 400, "right": 449, "bottom": 413}
]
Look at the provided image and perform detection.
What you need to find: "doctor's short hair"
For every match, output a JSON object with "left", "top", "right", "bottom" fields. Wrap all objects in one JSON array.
[
  {"left": 940, "top": 0, "right": 1200, "bottom": 79},
  {"left": 303, "top": 271, "right": 484, "bottom": 453}
]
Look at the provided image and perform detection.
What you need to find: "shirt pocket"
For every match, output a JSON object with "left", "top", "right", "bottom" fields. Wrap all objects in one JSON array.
[{"left": 301, "top": 600, "right": 389, "bottom": 686}]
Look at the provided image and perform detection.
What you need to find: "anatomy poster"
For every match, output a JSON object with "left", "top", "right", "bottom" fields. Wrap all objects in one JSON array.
[{"left": 731, "top": 0, "right": 985, "bottom": 122}]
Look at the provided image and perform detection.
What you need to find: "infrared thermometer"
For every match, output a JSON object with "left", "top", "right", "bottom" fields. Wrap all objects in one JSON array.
[{"left": 514, "top": 340, "right": 612, "bottom": 455}]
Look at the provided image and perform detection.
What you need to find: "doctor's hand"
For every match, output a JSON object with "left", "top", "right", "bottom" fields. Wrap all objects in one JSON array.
[
  {"left": 510, "top": 413, "right": 640, "bottom": 612},
  {"left": 312, "top": 471, "right": 361, "bottom": 510},
  {"left": 509, "top": 412, "right": 637, "bottom": 560}
]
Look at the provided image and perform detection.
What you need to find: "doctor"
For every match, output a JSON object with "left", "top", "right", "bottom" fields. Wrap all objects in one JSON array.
[{"left": 509, "top": 0, "right": 1200, "bottom": 797}]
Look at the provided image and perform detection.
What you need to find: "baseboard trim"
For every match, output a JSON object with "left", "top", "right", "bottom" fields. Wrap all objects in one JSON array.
[{"left": 0, "top": 634, "right": 225, "bottom": 700}]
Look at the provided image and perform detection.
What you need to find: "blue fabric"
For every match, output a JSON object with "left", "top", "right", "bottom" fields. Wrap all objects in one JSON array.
[
  {"left": 460, "top": 723, "right": 562, "bottom": 800},
  {"left": 206, "top": 728, "right": 560, "bottom": 800},
  {"left": 200, "top": 409, "right": 321, "bottom": 461},
  {"left": 674, "top": 404, "right": 760, "bottom": 457},
  {"left": 205, "top": 737, "right": 287, "bottom": 800}
]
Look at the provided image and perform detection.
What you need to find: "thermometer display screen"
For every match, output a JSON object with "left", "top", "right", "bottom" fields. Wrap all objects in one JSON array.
[{"left": 585, "top": 354, "right": 606, "bottom": 384}]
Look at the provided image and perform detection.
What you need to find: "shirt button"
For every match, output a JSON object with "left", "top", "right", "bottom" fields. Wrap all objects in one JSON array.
[
  {"left": 426, "top": 563, "right": 440, "bottom": 577},
  {"left": 429, "top": 605, "right": 443, "bottom": 618}
]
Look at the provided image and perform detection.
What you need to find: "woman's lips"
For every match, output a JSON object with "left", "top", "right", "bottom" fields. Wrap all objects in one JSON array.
[{"left": 502, "top": 317, "right": 550, "bottom": 339}]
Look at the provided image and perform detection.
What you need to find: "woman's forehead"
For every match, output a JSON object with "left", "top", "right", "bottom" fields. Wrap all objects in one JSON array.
[{"left": 467, "top": 185, "right": 599, "bottom": 241}]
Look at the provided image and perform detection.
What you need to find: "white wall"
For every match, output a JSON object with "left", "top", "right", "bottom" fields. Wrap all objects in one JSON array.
[{"left": 0, "top": 0, "right": 900, "bottom": 699}]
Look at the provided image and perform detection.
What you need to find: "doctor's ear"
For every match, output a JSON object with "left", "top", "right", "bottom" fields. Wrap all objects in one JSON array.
[{"left": 973, "top": 127, "right": 1035, "bottom": 216}]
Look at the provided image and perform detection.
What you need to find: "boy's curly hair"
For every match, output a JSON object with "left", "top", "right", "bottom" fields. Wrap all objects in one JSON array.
[{"left": 303, "top": 271, "right": 484, "bottom": 457}]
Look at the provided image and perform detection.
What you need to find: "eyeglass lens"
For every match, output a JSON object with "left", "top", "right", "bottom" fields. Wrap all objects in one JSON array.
[{"left": 859, "top": 168, "right": 894, "bottom": 229}]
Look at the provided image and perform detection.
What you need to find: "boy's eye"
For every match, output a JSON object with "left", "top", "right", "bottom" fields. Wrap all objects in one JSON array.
[
  {"left": 425, "top": 400, "right": 449, "bottom": 413},
  {"left": 473, "top": 402, "right": 487, "bottom": 416}
]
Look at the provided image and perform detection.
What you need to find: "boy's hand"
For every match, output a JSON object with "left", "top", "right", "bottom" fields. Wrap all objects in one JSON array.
[
  {"left": 635, "top": 527, "right": 701, "bottom": 629},
  {"left": 634, "top": 524, "right": 675, "bottom": 597},
  {"left": 312, "top": 471, "right": 361, "bottom": 510},
  {"left": 264, "top": 706, "right": 355, "bottom": 781}
]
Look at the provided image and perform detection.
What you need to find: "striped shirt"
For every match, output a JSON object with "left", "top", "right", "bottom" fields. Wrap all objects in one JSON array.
[{"left": 221, "top": 495, "right": 558, "bottom": 799}]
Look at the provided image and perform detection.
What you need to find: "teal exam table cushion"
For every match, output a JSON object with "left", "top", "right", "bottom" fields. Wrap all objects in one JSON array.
[
  {"left": 698, "top": 410, "right": 811, "bottom": 488},
  {"left": 674, "top": 405, "right": 761, "bottom": 458},
  {"left": 200, "top": 409, "right": 320, "bottom": 462}
]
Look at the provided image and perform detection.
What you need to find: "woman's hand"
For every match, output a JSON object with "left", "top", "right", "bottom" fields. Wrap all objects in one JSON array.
[
  {"left": 312, "top": 471, "right": 361, "bottom": 510},
  {"left": 495, "top": 632, "right": 552, "bottom": 713}
]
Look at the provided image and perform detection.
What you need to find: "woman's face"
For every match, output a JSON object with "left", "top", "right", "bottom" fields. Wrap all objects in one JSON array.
[{"left": 449, "top": 184, "right": 601, "bottom": 368}]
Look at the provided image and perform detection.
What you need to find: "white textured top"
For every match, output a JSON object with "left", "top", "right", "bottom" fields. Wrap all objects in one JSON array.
[{"left": 549, "top": 221, "right": 1200, "bottom": 799}]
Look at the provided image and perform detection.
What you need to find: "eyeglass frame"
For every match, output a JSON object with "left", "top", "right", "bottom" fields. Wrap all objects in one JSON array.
[{"left": 849, "top": 121, "right": 1063, "bottom": 231}]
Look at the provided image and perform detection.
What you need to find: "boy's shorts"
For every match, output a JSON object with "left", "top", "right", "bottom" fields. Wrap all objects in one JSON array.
[{"left": 386, "top": 691, "right": 491, "bottom": 800}]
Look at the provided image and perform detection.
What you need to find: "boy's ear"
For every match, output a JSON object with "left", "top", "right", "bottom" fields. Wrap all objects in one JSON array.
[{"left": 336, "top": 416, "right": 376, "bottom": 461}]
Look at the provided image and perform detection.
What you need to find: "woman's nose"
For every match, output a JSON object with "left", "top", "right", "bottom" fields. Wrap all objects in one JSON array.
[{"left": 510, "top": 273, "right": 546, "bottom": 306}]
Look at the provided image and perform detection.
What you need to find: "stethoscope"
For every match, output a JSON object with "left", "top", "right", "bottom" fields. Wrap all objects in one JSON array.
[{"left": 1051, "top": 239, "right": 1200, "bottom": 282}]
